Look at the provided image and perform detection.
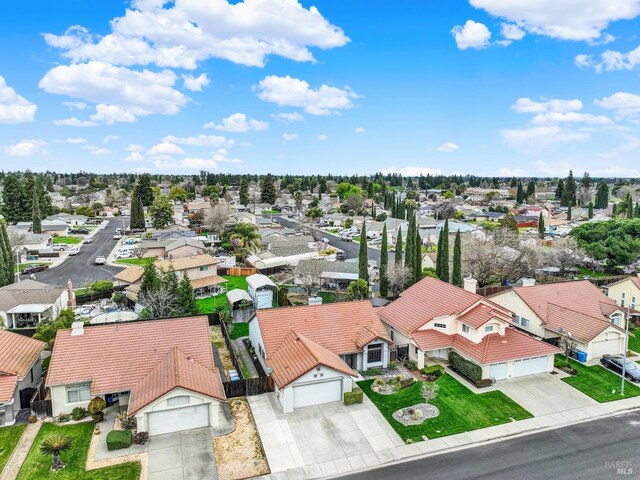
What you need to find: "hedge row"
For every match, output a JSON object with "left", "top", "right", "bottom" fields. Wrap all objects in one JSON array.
[
  {"left": 448, "top": 351, "right": 482, "bottom": 382},
  {"left": 107, "top": 430, "right": 133, "bottom": 451},
  {"left": 344, "top": 387, "right": 364, "bottom": 406}
]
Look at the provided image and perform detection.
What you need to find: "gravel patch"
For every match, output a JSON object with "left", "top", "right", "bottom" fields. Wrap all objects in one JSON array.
[{"left": 392, "top": 403, "right": 440, "bottom": 426}]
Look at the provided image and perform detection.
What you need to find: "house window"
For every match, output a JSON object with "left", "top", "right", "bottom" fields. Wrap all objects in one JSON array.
[
  {"left": 367, "top": 344, "right": 382, "bottom": 364},
  {"left": 521, "top": 317, "right": 530, "bottom": 328},
  {"left": 621, "top": 293, "right": 626, "bottom": 307},
  {"left": 199, "top": 265, "right": 209, "bottom": 272},
  {"left": 611, "top": 314, "right": 622, "bottom": 326},
  {"left": 434, "top": 323, "right": 446, "bottom": 329},
  {"left": 461, "top": 324, "right": 470, "bottom": 333},
  {"left": 66, "top": 384, "right": 90, "bottom": 404},
  {"left": 414, "top": 345, "right": 419, "bottom": 355},
  {"left": 390, "top": 329, "right": 394, "bottom": 341},
  {"left": 167, "top": 396, "right": 189, "bottom": 407},
  {"left": 633, "top": 297, "right": 637, "bottom": 308},
  {"left": 30, "top": 367, "right": 33, "bottom": 383},
  {"left": 484, "top": 325, "right": 494, "bottom": 332}
]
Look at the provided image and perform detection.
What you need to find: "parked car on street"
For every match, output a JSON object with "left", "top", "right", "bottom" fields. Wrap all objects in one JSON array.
[
  {"left": 83, "top": 237, "right": 92, "bottom": 244},
  {"left": 52, "top": 245, "right": 67, "bottom": 252},
  {"left": 113, "top": 233, "right": 122, "bottom": 239},
  {"left": 68, "top": 247, "right": 80, "bottom": 256},
  {"left": 116, "top": 251, "right": 133, "bottom": 259},
  {"left": 94, "top": 256, "right": 106, "bottom": 265},
  {"left": 20, "top": 264, "right": 49, "bottom": 275},
  {"left": 600, "top": 355, "right": 640, "bottom": 382},
  {"left": 72, "top": 228, "right": 90, "bottom": 234},
  {"left": 341, "top": 235, "right": 353, "bottom": 242}
]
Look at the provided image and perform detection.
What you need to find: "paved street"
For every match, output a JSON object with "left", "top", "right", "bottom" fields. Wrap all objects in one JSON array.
[
  {"left": 35, "top": 218, "right": 128, "bottom": 287},
  {"left": 340, "top": 410, "right": 640, "bottom": 480}
]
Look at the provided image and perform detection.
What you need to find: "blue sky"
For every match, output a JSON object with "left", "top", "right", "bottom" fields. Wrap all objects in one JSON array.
[{"left": 2, "top": 0, "right": 640, "bottom": 176}]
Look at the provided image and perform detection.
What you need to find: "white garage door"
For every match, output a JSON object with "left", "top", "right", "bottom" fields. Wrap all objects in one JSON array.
[
  {"left": 293, "top": 378, "right": 342, "bottom": 409},
  {"left": 489, "top": 362, "right": 508, "bottom": 381},
  {"left": 512, "top": 355, "right": 549, "bottom": 378},
  {"left": 148, "top": 404, "right": 209, "bottom": 436},
  {"left": 591, "top": 337, "right": 623, "bottom": 359}
]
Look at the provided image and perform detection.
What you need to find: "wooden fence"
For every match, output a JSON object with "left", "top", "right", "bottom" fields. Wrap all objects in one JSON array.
[
  {"left": 30, "top": 381, "right": 52, "bottom": 418},
  {"left": 226, "top": 267, "right": 256, "bottom": 276},
  {"left": 220, "top": 321, "right": 244, "bottom": 377},
  {"left": 231, "top": 308, "right": 255, "bottom": 323},
  {"left": 223, "top": 377, "right": 275, "bottom": 398},
  {"left": 75, "top": 285, "right": 126, "bottom": 304}
]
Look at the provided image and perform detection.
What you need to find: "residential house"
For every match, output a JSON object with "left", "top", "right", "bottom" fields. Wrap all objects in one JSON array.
[
  {"left": 247, "top": 274, "right": 277, "bottom": 309},
  {"left": 46, "top": 317, "right": 227, "bottom": 436},
  {"left": 0, "top": 330, "right": 45, "bottom": 425},
  {"left": 7, "top": 227, "right": 52, "bottom": 253},
  {"left": 249, "top": 300, "right": 392, "bottom": 412},
  {"left": 0, "top": 280, "right": 69, "bottom": 329},
  {"left": 294, "top": 259, "right": 359, "bottom": 289},
  {"left": 471, "top": 211, "right": 505, "bottom": 222},
  {"left": 45, "top": 213, "right": 88, "bottom": 226},
  {"left": 140, "top": 237, "right": 208, "bottom": 259},
  {"left": 521, "top": 206, "right": 549, "bottom": 218},
  {"left": 606, "top": 275, "right": 640, "bottom": 309},
  {"left": 378, "top": 277, "right": 560, "bottom": 380},
  {"left": 490, "top": 280, "right": 627, "bottom": 361},
  {"left": 40, "top": 220, "right": 69, "bottom": 236}
]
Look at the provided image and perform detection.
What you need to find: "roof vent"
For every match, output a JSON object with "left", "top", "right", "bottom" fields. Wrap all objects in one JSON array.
[{"left": 70, "top": 321, "right": 84, "bottom": 336}]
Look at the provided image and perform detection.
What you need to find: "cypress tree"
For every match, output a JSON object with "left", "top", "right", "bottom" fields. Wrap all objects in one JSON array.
[
  {"left": 438, "top": 219, "right": 450, "bottom": 282},
  {"left": 567, "top": 203, "right": 572, "bottom": 221},
  {"left": 404, "top": 216, "right": 415, "bottom": 283},
  {"left": 379, "top": 224, "right": 389, "bottom": 298},
  {"left": 394, "top": 227, "right": 403, "bottom": 267},
  {"left": 538, "top": 212, "right": 545, "bottom": 239},
  {"left": 627, "top": 194, "right": 634, "bottom": 219},
  {"left": 452, "top": 230, "right": 462, "bottom": 287},
  {"left": 0, "top": 222, "right": 15, "bottom": 286},
  {"left": 588, "top": 202, "right": 594, "bottom": 219},
  {"left": 414, "top": 228, "right": 422, "bottom": 282},
  {"left": 516, "top": 182, "right": 524, "bottom": 204},
  {"left": 177, "top": 274, "right": 199, "bottom": 316},
  {"left": 435, "top": 223, "right": 443, "bottom": 279},
  {"left": 358, "top": 222, "right": 369, "bottom": 283},
  {"left": 239, "top": 177, "right": 249, "bottom": 206},
  {"left": 566, "top": 170, "right": 577, "bottom": 206},
  {"left": 140, "top": 262, "right": 160, "bottom": 297},
  {"left": 31, "top": 188, "right": 42, "bottom": 234},
  {"left": 0, "top": 227, "right": 7, "bottom": 287},
  {"left": 555, "top": 179, "right": 565, "bottom": 201},
  {"left": 635, "top": 202, "right": 640, "bottom": 218}
]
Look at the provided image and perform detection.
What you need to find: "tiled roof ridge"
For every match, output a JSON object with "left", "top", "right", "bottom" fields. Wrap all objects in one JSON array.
[{"left": 546, "top": 301, "right": 611, "bottom": 325}]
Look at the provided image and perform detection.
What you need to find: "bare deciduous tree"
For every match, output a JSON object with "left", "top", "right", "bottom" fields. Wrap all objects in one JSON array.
[
  {"left": 386, "top": 264, "right": 411, "bottom": 299},
  {"left": 296, "top": 260, "right": 326, "bottom": 296},
  {"left": 7, "top": 229, "right": 26, "bottom": 253},
  {"left": 204, "top": 202, "right": 232, "bottom": 235},
  {"left": 138, "top": 284, "right": 178, "bottom": 319}
]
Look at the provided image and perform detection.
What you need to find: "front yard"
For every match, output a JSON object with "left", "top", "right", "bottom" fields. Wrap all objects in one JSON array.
[
  {"left": 628, "top": 327, "right": 640, "bottom": 354},
  {"left": 0, "top": 424, "right": 26, "bottom": 472},
  {"left": 17, "top": 423, "right": 140, "bottom": 480},
  {"left": 52, "top": 236, "right": 81, "bottom": 244},
  {"left": 359, "top": 374, "right": 532, "bottom": 442},
  {"left": 555, "top": 356, "right": 640, "bottom": 403},
  {"left": 114, "top": 257, "right": 157, "bottom": 266},
  {"left": 197, "top": 276, "right": 250, "bottom": 314}
]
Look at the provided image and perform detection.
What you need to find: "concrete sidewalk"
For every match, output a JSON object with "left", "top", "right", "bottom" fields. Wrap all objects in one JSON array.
[{"left": 258, "top": 395, "right": 640, "bottom": 480}]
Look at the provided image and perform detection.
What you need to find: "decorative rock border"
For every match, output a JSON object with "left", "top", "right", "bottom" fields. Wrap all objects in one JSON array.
[{"left": 392, "top": 403, "right": 440, "bottom": 426}]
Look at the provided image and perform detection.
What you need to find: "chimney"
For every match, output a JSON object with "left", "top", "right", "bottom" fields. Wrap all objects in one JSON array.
[
  {"left": 70, "top": 321, "right": 84, "bottom": 336},
  {"left": 66, "top": 280, "right": 76, "bottom": 310},
  {"left": 463, "top": 278, "right": 478, "bottom": 294},
  {"left": 521, "top": 278, "right": 536, "bottom": 287}
]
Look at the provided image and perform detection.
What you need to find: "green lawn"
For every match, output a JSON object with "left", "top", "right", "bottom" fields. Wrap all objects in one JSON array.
[
  {"left": 628, "top": 327, "right": 640, "bottom": 354},
  {"left": 359, "top": 374, "right": 532, "bottom": 442},
  {"left": 0, "top": 424, "right": 26, "bottom": 472},
  {"left": 223, "top": 275, "right": 249, "bottom": 291},
  {"left": 196, "top": 276, "right": 249, "bottom": 314},
  {"left": 15, "top": 262, "right": 50, "bottom": 272},
  {"left": 577, "top": 267, "right": 608, "bottom": 278},
  {"left": 115, "top": 257, "right": 156, "bottom": 266},
  {"left": 18, "top": 423, "right": 140, "bottom": 480},
  {"left": 52, "top": 236, "right": 81, "bottom": 245},
  {"left": 555, "top": 356, "right": 640, "bottom": 402},
  {"left": 229, "top": 322, "right": 249, "bottom": 340},
  {"left": 318, "top": 291, "right": 348, "bottom": 304}
]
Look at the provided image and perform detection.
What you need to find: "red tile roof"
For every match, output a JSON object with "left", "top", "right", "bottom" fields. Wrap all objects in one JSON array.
[
  {"left": 412, "top": 329, "right": 455, "bottom": 351},
  {"left": 545, "top": 304, "right": 622, "bottom": 343},
  {"left": 47, "top": 317, "right": 225, "bottom": 408},
  {"left": 458, "top": 304, "right": 503, "bottom": 329},
  {"left": 0, "top": 375, "right": 18, "bottom": 403},
  {"left": 128, "top": 347, "right": 225, "bottom": 414},
  {"left": 255, "top": 300, "right": 391, "bottom": 356},
  {"left": 267, "top": 331, "right": 355, "bottom": 387},
  {"left": 0, "top": 329, "right": 45, "bottom": 378},
  {"left": 378, "top": 276, "right": 512, "bottom": 335}
]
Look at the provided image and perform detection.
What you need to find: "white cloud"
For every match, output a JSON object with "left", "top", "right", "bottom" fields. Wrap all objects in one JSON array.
[
  {"left": 501, "top": 126, "right": 590, "bottom": 149},
  {"left": 55, "top": 137, "right": 87, "bottom": 144},
  {"left": 437, "top": 142, "right": 460, "bottom": 152},
  {"left": 576, "top": 45, "right": 640, "bottom": 72},
  {"left": 162, "top": 134, "right": 233, "bottom": 148},
  {"left": 511, "top": 97, "right": 583, "bottom": 114},
  {"left": 317, "top": 134, "right": 328, "bottom": 141},
  {"left": 497, "top": 167, "right": 525, "bottom": 176},
  {"left": 501, "top": 23, "right": 526, "bottom": 41},
  {"left": 451, "top": 20, "right": 491, "bottom": 50},
  {"left": 282, "top": 133, "right": 299, "bottom": 142},
  {"left": 271, "top": 112, "right": 304, "bottom": 123},
  {"left": 530, "top": 111, "right": 612, "bottom": 125},
  {"left": 43, "top": 0, "right": 349, "bottom": 69},
  {"left": 382, "top": 166, "right": 443, "bottom": 176},
  {"left": 154, "top": 148, "right": 241, "bottom": 171},
  {"left": 124, "top": 151, "right": 146, "bottom": 162},
  {"left": 254, "top": 75, "right": 358, "bottom": 115},
  {"left": 91, "top": 148, "right": 111, "bottom": 155},
  {"left": 3, "top": 139, "right": 46, "bottom": 157},
  {"left": 204, "top": 113, "right": 269, "bottom": 132},
  {"left": 355, "top": 127, "right": 365, "bottom": 133},
  {"left": 127, "top": 143, "right": 145, "bottom": 152},
  {"left": 595, "top": 92, "right": 640, "bottom": 117},
  {"left": 574, "top": 54, "right": 594, "bottom": 68},
  {"left": 182, "top": 73, "right": 210, "bottom": 92},
  {"left": 39, "top": 61, "right": 189, "bottom": 123},
  {"left": 63, "top": 101, "right": 87, "bottom": 110},
  {"left": 469, "top": 0, "right": 640, "bottom": 41},
  {"left": 0, "top": 76, "right": 37, "bottom": 124},
  {"left": 53, "top": 117, "right": 98, "bottom": 127},
  {"left": 103, "top": 135, "right": 120, "bottom": 143},
  {"left": 147, "top": 141, "right": 186, "bottom": 156}
]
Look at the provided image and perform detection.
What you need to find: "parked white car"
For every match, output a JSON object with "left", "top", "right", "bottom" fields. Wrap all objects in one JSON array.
[
  {"left": 113, "top": 233, "right": 122, "bottom": 240},
  {"left": 94, "top": 256, "right": 106, "bottom": 265},
  {"left": 68, "top": 247, "right": 80, "bottom": 256},
  {"left": 83, "top": 237, "right": 93, "bottom": 244},
  {"left": 116, "top": 251, "right": 133, "bottom": 259}
]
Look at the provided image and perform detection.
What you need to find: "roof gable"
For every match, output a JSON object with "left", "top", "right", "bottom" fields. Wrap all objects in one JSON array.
[{"left": 0, "top": 330, "right": 45, "bottom": 378}]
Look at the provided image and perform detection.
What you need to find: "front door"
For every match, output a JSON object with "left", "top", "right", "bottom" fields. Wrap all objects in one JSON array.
[{"left": 343, "top": 354, "right": 357, "bottom": 369}]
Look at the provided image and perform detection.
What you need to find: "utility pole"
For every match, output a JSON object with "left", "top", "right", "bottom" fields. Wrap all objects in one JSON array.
[{"left": 621, "top": 306, "right": 631, "bottom": 396}]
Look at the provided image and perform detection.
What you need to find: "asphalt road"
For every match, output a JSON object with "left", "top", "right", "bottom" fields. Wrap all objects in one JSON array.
[
  {"left": 340, "top": 410, "right": 640, "bottom": 480},
  {"left": 273, "top": 216, "right": 391, "bottom": 264},
  {"left": 35, "top": 218, "right": 129, "bottom": 287}
]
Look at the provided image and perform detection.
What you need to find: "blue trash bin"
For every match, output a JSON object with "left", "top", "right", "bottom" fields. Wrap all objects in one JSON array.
[{"left": 577, "top": 350, "right": 587, "bottom": 362}]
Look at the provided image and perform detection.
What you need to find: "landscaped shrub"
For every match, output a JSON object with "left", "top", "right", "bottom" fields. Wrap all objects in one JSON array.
[
  {"left": 71, "top": 407, "right": 87, "bottom": 421},
  {"left": 422, "top": 364, "right": 445, "bottom": 378},
  {"left": 412, "top": 409, "right": 424, "bottom": 421},
  {"left": 106, "top": 430, "right": 133, "bottom": 451},
  {"left": 117, "top": 411, "right": 137, "bottom": 430},
  {"left": 91, "top": 280, "right": 113, "bottom": 292},
  {"left": 475, "top": 379, "right": 494, "bottom": 388},
  {"left": 133, "top": 431, "right": 149, "bottom": 445},
  {"left": 372, "top": 378, "right": 386, "bottom": 388},
  {"left": 343, "top": 388, "right": 364, "bottom": 406},
  {"left": 403, "top": 359, "right": 418, "bottom": 370},
  {"left": 389, "top": 360, "right": 396, "bottom": 370},
  {"left": 398, "top": 378, "right": 416, "bottom": 390},
  {"left": 87, "top": 397, "right": 106, "bottom": 423},
  {"left": 448, "top": 351, "right": 482, "bottom": 382}
]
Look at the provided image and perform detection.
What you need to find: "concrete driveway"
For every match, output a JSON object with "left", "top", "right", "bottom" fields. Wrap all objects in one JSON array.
[
  {"left": 148, "top": 428, "right": 217, "bottom": 480},
  {"left": 492, "top": 372, "right": 597, "bottom": 416},
  {"left": 248, "top": 393, "right": 403, "bottom": 476}
]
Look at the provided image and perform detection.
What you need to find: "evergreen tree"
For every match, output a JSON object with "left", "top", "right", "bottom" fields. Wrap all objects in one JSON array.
[
  {"left": 414, "top": 228, "right": 422, "bottom": 283},
  {"left": 595, "top": 182, "right": 609, "bottom": 209},
  {"left": 516, "top": 182, "right": 524, "bottom": 204},
  {"left": 452, "top": 230, "right": 462, "bottom": 287},
  {"left": 358, "top": 222, "right": 369, "bottom": 283},
  {"left": 1, "top": 174, "right": 24, "bottom": 224},
  {"left": 566, "top": 170, "right": 577, "bottom": 206},
  {"left": 555, "top": 179, "right": 565, "bottom": 201},
  {"left": 139, "top": 262, "right": 160, "bottom": 297},
  {"left": 538, "top": 212, "right": 545, "bottom": 239},
  {"left": 239, "top": 177, "right": 249, "bottom": 206},
  {"left": 567, "top": 203, "right": 572, "bottom": 221},
  {"left": 0, "top": 222, "right": 15, "bottom": 286},
  {"left": 588, "top": 201, "right": 594, "bottom": 219},
  {"left": 435, "top": 223, "right": 443, "bottom": 279},
  {"left": 404, "top": 216, "right": 415, "bottom": 284},
  {"left": 379, "top": 224, "right": 389, "bottom": 298},
  {"left": 394, "top": 227, "right": 403, "bottom": 266},
  {"left": 161, "top": 266, "right": 179, "bottom": 295},
  {"left": 177, "top": 274, "right": 199, "bottom": 315},
  {"left": 627, "top": 194, "right": 634, "bottom": 219},
  {"left": 32, "top": 188, "right": 42, "bottom": 234},
  {"left": 438, "top": 220, "right": 450, "bottom": 282},
  {"left": 635, "top": 202, "right": 640, "bottom": 218},
  {"left": 526, "top": 180, "right": 535, "bottom": 199},
  {"left": 260, "top": 174, "right": 277, "bottom": 204},
  {"left": 130, "top": 195, "right": 145, "bottom": 230},
  {"left": 150, "top": 193, "right": 174, "bottom": 229},
  {"left": 134, "top": 174, "right": 154, "bottom": 206}
]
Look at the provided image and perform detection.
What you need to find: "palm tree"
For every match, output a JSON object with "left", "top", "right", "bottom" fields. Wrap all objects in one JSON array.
[
  {"left": 40, "top": 434, "right": 73, "bottom": 471},
  {"left": 229, "top": 223, "right": 261, "bottom": 260},
  {"left": 91, "top": 202, "right": 103, "bottom": 216}
]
